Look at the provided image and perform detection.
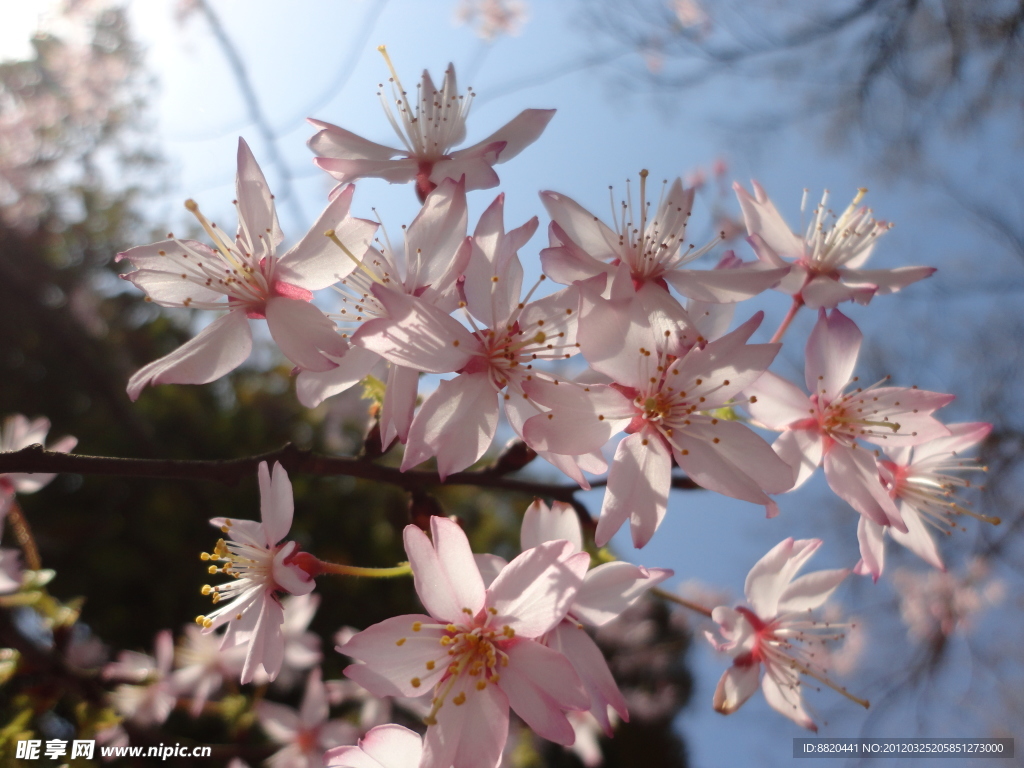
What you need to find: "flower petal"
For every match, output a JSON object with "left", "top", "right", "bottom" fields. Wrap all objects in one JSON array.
[
  {"left": 777, "top": 568, "right": 848, "bottom": 614},
  {"left": 761, "top": 666, "right": 816, "bottom": 731},
  {"left": 276, "top": 184, "right": 378, "bottom": 290},
  {"left": 547, "top": 622, "right": 627, "bottom": 735},
  {"left": 241, "top": 594, "right": 285, "bottom": 684},
  {"left": 498, "top": 639, "right": 588, "bottom": 744},
  {"left": 521, "top": 499, "right": 582, "bottom": 553},
  {"left": 260, "top": 462, "right": 293, "bottom": 545},
  {"left": 712, "top": 663, "right": 760, "bottom": 715},
  {"left": 337, "top": 613, "right": 448, "bottom": 697},
  {"left": 744, "top": 538, "right": 820, "bottom": 619},
  {"left": 265, "top": 296, "right": 348, "bottom": 372},
  {"left": 461, "top": 108, "right": 555, "bottom": 166},
  {"left": 804, "top": 308, "right": 861, "bottom": 401},
  {"left": 126, "top": 310, "right": 252, "bottom": 401},
  {"left": 295, "top": 346, "right": 382, "bottom": 408},
  {"left": 853, "top": 516, "right": 886, "bottom": 581},
  {"left": 381, "top": 365, "right": 418, "bottom": 446},
  {"left": 572, "top": 562, "right": 673, "bottom": 626},
  {"left": 236, "top": 138, "right": 283, "bottom": 249},
  {"left": 596, "top": 430, "right": 671, "bottom": 549},
  {"left": 308, "top": 119, "right": 401, "bottom": 161},
  {"left": 772, "top": 428, "right": 824, "bottom": 490},
  {"left": 744, "top": 371, "right": 813, "bottom": 431},
  {"left": 353, "top": 288, "right": 477, "bottom": 373},
  {"left": 521, "top": 379, "right": 633, "bottom": 457},
  {"left": 401, "top": 373, "right": 499, "bottom": 479},
  {"left": 824, "top": 444, "right": 906, "bottom": 531},
  {"left": 430, "top": 516, "right": 486, "bottom": 616},
  {"left": 488, "top": 541, "right": 589, "bottom": 638},
  {"left": 421, "top": 676, "right": 508, "bottom": 768}
]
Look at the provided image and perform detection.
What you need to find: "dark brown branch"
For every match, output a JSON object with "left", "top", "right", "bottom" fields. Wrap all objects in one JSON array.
[{"left": 0, "top": 443, "right": 699, "bottom": 502}]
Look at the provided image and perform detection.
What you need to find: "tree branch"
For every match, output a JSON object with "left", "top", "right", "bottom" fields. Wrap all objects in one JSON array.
[{"left": 0, "top": 443, "right": 700, "bottom": 502}]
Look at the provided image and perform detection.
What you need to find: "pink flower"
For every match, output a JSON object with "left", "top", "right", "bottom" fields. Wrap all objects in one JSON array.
[
  {"left": 325, "top": 723, "right": 423, "bottom": 768},
  {"left": 104, "top": 630, "right": 177, "bottom": 728},
  {"left": 172, "top": 623, "right": 241, "bottom": 717},
  {"left": 310, "top": 53, "right": 554, "bottom": 201},
  {"left": 893, "top": 558, "right": 1004, "bottom": 642},
  {"left": 0, "top": 414, "right": 77, "bottom": 534},
  {"left": 855, "top": 422, "right": 994, "bottom": 579},
  {"left": 196, "top": 461, "right": 315, "bottom": 684},
  {"left": 296, "top": 177, "right": 472, "bottom": 450},
  {"left": 338, "top": 516, "right": 591, "bottom": 768},
  {"left": 257, "top": 667, "right": 356, "bottom": 768},
  {"left": 520, "top": 500, "right": 672, "bottom": 733},
  {"left": 746, "top": 308, "right": 953, "bottom": 534},
  {"left": 540, "top": 172, "right": 786, "bottom": 323},
  {"left": 525, "top": 295, "right": 794, "bottom": 547},
  {"left": 118, "top": 138, "right": 377, "bottom": 400},
  {"left": 354, "top": 194, "right": 600, "bottom": 481},
  {"left": 735, "top": 182, "right": 935, "bottom": 308},
  {"left": 706, "top": 538, "right": 857, "bottom": 731}
]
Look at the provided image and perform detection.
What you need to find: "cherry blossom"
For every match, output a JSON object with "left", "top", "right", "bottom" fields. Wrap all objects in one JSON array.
[
  {"left": 735, "top": 181, "right": 935, "bottom": 309},
  {"left": 524, "top": 294, "right": 794, "bottom": 547},
  {"left": 706, "top": 538, "right": 859, "bottom": 731},
  {"left": 309, "top": 51, "right": 554, "bottom": 201},
  {"left": 540, "top": 171, "right": 785, "bottom": 335},
  {"left": 0, "top": 414, "right": 77, "bottom": 534},
  {"left": 296, "top": 177, "right": 472, "bottom": 450},
  {"left": 196, "top": 461, "right": 315, "bottom": 684},
  {"left": 855, "top": 422, "right": 994, "bottom": 579},
  {"left": 353, "top": 194, "right": 601, "bottom": 481},
  {"left": 325, "top": 724, "right": 423, "bottom": 768},
  {"left": 893, "top": 558, "right": 1005, "bottom": 643},
  {"left": 172, "top": 623, "right": 242, "bottom": 717},
  {"left": 103, "top": 630, "right": 177, "bottom": 728},
  {"left": 456, "top": 0, "right": 529, "bottom": 40},
  {"left": 257, "top": 667, "right": 356, "bottom": 768},
  {"left": 746, "top": 308, "right": 953, "bottom": 533},
  {"left": 521, "top": 500, "right": 672, "bottom": 733},
  {"left": 338, "top": 516, "right": 591, "bottom": 768},
  {"left": 118, "top": 138, "right": 376, "bottom": 400}
]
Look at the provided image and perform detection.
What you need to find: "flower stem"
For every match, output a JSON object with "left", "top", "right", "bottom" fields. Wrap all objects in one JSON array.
[
  {"left": 6, "top": 500, "right": 41, "bottom": 570},
  {"left": 652, "top": 587, "right": 713, "bottom": 618},
  {"left": 316, "top": 560, "right": 412, "bottom": 578},
  {"left": 770, "top": 296, "right": 804, "bottom": 344}
]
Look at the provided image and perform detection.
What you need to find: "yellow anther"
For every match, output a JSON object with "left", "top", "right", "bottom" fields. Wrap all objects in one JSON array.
[
  {"left": 220, "top": 525, "right": 229, "bottom": 533},
  {"left": 503, "top": 626, "right": 515, "bottom": 638},
  {"left": 208, "top": 565, "right": 219, "bottom": 575},
  {"left": 423, "top": 716, "right": 437, "bottom": 726},
  {"left": 396, "top": 638, "right": 407, "bottom": 646},
  {"left": 446, "top": 624, "right": 458, "bottom": 632},
  {"left": 426, "top": 660, "right": 436, "bottom": 670},
  {"left": 195, "top": 615, "right": 206, "bottom": 626},
  {"left": 200, "top": 552, "right": 211, "bottom": 561},
  {"left": 462, "top": 607, "right": 473, "bottom": 615},
  {"left": 453, "top": 693, "right": 466, "bottom": 706},
  {"left": 201, "top": 585, "right": 212, "bottom": 595},
  {"left": 411, "top": 677, "right": 422, "bottom": 688},
  {"left": 476, "top": 680, "right": 487, "bottom": 691},
  {"left": 440, "top": 637, "right": 452, "bottom": 646},
  {"left": 488, "top": 607, "right": 497, "bottom": 615},
  {"left": 204, "top": 618, "right": 214, "bottom": 628},
  {"left": 412, "top": 622, "right": 422, "bottom": 631}
]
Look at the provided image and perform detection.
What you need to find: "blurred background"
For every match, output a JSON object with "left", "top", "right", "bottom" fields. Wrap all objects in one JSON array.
[{"left": 0, "top": 0, "right": 1022, "bottom": 765}]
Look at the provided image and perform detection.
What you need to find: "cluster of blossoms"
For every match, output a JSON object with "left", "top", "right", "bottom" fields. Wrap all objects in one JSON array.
[{"left": 85, "top": 46, "right": 999, "bottom": 765}]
